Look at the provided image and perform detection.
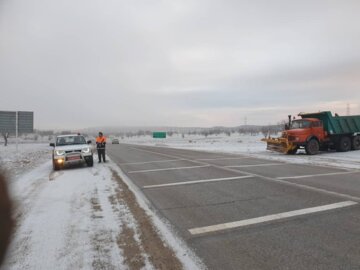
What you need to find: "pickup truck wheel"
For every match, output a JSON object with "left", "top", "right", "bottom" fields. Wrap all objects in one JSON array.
[
  {"left": 305, "top": 139, "right": 319, "bottom": 155},
  {"left": 86, "top": 156, "right": 94, "bottom": 167},
  {"left": 53, "top": 161, "right": 61, "bottom": 171},
  {"left": 352, "top": 136, "right": 360, "bottom": 150},
  {"left": 337, "top": 136, "right": 351, "bottom": 152}
]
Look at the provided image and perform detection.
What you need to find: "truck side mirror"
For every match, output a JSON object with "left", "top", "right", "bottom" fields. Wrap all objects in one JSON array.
[
  {"left": 87, "top": 140, "right": 92, "bottom": 144},
  {"left": 49, "top": 143, "right": 55, "bottom": 147}
]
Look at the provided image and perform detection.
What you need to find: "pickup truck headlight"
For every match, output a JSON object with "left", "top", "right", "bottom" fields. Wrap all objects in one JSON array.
[
  {"left": 82, "top": 147, "right": 91, "bottom": 154},
  {"left": 55, "top": 150, "right": 65, "bottom": 156}
]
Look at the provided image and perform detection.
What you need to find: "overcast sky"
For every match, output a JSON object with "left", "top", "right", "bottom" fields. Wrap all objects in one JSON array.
[{"left": 1, "top": 0, "right": 360, "bottom": 129}]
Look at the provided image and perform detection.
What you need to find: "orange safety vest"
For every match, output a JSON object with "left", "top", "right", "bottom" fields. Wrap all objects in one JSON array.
[{"left": 96, "top": 136, "right": 107, "bottom": 149}]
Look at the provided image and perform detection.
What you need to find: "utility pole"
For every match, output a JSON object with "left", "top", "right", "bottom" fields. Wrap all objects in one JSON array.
[
  {"left": 346, "top": 103, "right": 350, "bottom": 116},
  {"left": 16, "top": 111, "right": 18, "bottom": 151}
]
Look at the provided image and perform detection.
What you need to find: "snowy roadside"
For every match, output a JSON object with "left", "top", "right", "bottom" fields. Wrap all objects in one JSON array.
[
  {"left": 120, "top": 134, "right": 360, "bottom": 170},
  {"left": 0, "top": 143, "right": 50, "bottom": 178},
  {"left": 1, "top": 147, "right": 203, "bottom": 270}
]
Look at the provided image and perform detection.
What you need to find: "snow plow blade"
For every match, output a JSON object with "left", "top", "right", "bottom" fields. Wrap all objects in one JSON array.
[{"left": 261, "top": 137, "right": 297, "bottom": 154}]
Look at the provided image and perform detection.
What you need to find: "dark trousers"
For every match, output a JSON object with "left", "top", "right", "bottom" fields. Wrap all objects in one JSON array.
[{"left": 97, "top": 149, "right": 106, "bottom": 162}]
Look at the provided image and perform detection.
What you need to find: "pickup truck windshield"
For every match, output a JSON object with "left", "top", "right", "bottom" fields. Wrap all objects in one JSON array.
[
  {"left": 56, "top": 136, "right": 86, "bottom": 146},
  {"left": 290, "top": 120, "right": 311, "bottom": 129}
]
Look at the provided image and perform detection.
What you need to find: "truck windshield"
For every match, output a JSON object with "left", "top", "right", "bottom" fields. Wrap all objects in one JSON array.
[
  {"left": 291, "top": 120, "right": 311, "bottom": 129},
  {"left": 56, "top": 136, "right": 86, "bottom": 146}
]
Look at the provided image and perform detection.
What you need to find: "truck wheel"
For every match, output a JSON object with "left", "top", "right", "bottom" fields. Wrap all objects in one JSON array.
[
  {"left": 352, "top": 136, "right": 360, "bottom": 150},
  {"left": 86, "top": 156, "right": 94, "bottom": 167},
  {"left": 337, "top": 136, "right": 351, "bottom": 152},
  {"left": 305, "top": 139, "right": 319, "bottom": 155}
]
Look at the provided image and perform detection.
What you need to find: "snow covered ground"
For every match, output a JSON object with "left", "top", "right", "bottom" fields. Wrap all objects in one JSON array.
[
  {"left": 121, "top": 133, "right": 360, "bottom": 170},
  {"left": 0, "top": 143, "right": 50, "bottom": 178},
  {"left": 1, "top": 134, "right": 359, "bottom": 269},
  {"left": 0, "top": 144, "right": 202, "bottom": 270}
]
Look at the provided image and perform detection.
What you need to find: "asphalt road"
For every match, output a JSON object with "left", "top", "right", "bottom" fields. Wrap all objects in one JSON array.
[{"left": 107, "top": 143, "right": 360, "bottom": 270}]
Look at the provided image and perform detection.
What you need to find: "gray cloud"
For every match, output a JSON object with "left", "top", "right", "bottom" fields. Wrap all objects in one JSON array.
[{"left": 0, "top": 0, "right": 360, "bottom": 128}]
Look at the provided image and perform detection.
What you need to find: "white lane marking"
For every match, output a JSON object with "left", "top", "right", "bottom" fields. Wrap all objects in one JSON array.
[
  {"left": 277, "top": 171, "right": 358, "bottom": 180},
  {"left": 189, "top": 201, "right": 358, "bottom": 235},
  {"left": 131, "top": 147, "right": 189, "bottom": 160},
  {"left": 128, "top": 165, "right": 210, "bottom": 174},
  {"left": 225, "top": 163, "right": 283, "bottom": 168},
  {"left": 197, "top": 157, "right": 249, "bottom": 161},
  {"left": 130, "top": 146, "right": 360, "bottom": 202},
  {"left": 130, "top": 146, "right": 209, "bottom": 165},
  {"left": 228, "top": 167, "right": 360, "bottom": 202},
  {"left": 120, "top": 159, "right": 186, "bottom": 165},
  {"left": 143, "top": 175, "right": 253, "bottom": 189}
]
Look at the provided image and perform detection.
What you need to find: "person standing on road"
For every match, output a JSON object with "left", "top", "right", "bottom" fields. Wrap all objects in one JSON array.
[{"left": 96, "top": 132, "right": 107, "bottom": 163}]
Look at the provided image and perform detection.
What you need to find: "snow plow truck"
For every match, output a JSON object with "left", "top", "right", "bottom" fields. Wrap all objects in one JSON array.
[{"left": 262, "top": 111, "right": 360, "bottom": 155}]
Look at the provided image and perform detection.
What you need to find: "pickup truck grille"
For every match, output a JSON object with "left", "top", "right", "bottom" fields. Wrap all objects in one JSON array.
[{"left": 65, "top": 150, "right": 81, "bottom": 153}]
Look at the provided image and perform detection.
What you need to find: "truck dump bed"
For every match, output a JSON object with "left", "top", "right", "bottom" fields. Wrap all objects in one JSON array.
[{"left": 299, "top": 111, "right": 360, "bottom": 135}]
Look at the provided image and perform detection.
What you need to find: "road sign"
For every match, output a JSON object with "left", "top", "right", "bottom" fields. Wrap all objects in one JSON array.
[
  {"left": 153, "top": 132, "right": 166, "bottom": 139},
  {"left": 0, "top": 111, "right": 34, "bottom": 150},
  {"left": 0, "top": 111, "right": 34, "bottom": 134}
]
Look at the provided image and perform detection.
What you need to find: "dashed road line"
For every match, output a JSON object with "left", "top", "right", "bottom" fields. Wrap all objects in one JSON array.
[
  {"left": 277, "top": 171, "right": 359, "bottom": 180},
  {"left": 120, "top": 159, "right": 186, "bottom": 166},
  {"left": 143, "top": 175, "right": 253, "bottom": 189},
  {"left": 225, "top": 163, "right": 283, "bottom": 168},
  {"left": 130, "top": 147, "right": 193, "bottom": 160},
  {"left": 128, "top": 165, "right": 210, "bottom": 174},
  {"left": 196, "top": 157, "right": 249, "bottom": 161},
  {"left": 189, "top": 201, "right": 358, "bottom": 235}
]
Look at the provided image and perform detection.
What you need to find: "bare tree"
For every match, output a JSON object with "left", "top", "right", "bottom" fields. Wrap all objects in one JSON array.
[{"left": 1, "top": 133, "right": 9, "bottom": 147}]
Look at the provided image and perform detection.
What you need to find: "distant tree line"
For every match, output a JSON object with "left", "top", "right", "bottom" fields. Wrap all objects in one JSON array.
[
  {"left": 1, "top": 122, "right": 287, "bottom": 146},
  {"left": 103, "top": 124, "right": 285, "bottom": 139}
]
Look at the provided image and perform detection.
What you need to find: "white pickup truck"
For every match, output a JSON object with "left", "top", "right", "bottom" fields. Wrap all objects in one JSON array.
[{"left": 50, "top": 134, "right": 94, "bottom": 170}]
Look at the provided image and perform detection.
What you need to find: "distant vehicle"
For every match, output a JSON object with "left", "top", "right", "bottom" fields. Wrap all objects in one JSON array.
[
  {"left": 50, "top": 134, "right": 93, "bottom": 170},
  {"left": 112, "top": 138, "right": 120, "bottom": 144},
  {"left": 263, "top": 111, "right": 360, "bottom": 155}
]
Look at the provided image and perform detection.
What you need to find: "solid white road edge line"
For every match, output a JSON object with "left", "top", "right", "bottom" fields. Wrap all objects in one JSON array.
[
  {"left": 106, "top": 159, "right": 206, "bottom": 269},
  {"left": 120, "top": 159, "right": 186, "bottom": 166},
  {"left": 226, "top": 163, "right": 283, "bottom": 168},
  {"left": 277, "top": 171, "right": 358, "bottom": 180},
  {"left": 128, "top": 165, "right": 210, "bottom": 174},
  {"left": 143, "top": 175, "right": 253, "bottom": 189},
  {"left": 189, "top": 201, "right": 358, "bottom": 235}
]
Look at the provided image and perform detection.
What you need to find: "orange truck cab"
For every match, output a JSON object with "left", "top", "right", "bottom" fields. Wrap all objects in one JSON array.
[
  {"left": 284, "top": 118, "right": 327, "bottom": 154},
  {"left": 287, "top": 118, "right": 326, "bottom": 145}
]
